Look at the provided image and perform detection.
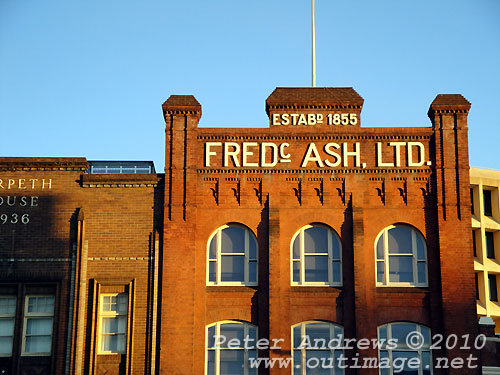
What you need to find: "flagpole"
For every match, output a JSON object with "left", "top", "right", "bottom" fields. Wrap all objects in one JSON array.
[{"left": 312, "top": 0, "right": 316, "bottom": 87}]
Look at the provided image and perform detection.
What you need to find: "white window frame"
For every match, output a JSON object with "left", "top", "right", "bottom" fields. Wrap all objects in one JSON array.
[
  {"left": 206, "top": 224, "right": 258, "bottom": 286},
  {"left": 21, "top": 295, "right": 54, "bottom": 356},
  {"left": 291, "top": 224, "right": 342, "bottom": 286},
  {"left": 375, "top": 224, "right": 428, "bottom": 287},
  {"left": 291, "top": 321, "right": 344, "bottom": 375},
  {"left": 205, "top": 320, "right": 258, "bottom": 375},
  {"left": 0, "top": 296, "right": 17, "bottom": 357},
  {"left": 378, "top": 322, "right": 433, "bottom": 375},
  {"left": 97, "top": 293, "right": 128, "bottom": 355}
]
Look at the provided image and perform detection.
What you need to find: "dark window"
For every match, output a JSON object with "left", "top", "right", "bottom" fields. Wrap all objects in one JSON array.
[
  {"left": 471, "top": 188, "right": 475, "bottom": 214},
  {"left": 489, "top": 274, "right": 498, "bottom": 302},
  {"left": 475, "top": 273, "right": 479, "bottom": 300},
  {"left": 472, "top": 231, "right": 477, "bottom": 257},
  {"left": 486, "top": 232, "right": 495, "bottom": 259},
  {"left": 484, "top": 190, "right": 492, "bottom": 217}
]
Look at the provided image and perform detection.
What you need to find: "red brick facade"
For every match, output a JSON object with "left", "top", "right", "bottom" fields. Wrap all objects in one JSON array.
[{"left": 0, "top": 88, "right": 483, "bottom": 374}]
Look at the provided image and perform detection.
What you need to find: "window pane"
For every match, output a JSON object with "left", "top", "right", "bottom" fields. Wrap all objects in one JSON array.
[
  {"left": 376, "top": 236, "right": 384, "bottom": 260},
  {"left": 207, "top": 350, "right": 215, "bottom": 375},
  {"left": 489, "top": 274, "right": 498, "bottom": 302},
  {"left": 378, "top": 326, "right": 387, "bottom": 342},
  {"left": 305, "top": 255, "right": 328, "bottom": 282},
  {"left": 304, "top": 226, "right": 328, "bottom": 254},
  {"left": 27, "top": 296, "right": 54, "bottom": 314},
  {"left": 305, "top": 323, "right": 331, "bottom": 344},
  {"left": 209, "top": 237, "right": 216, "bottom": 259},
  {"left": 422, "top": 351, "right": 432, "bottom": 375},
  {"left": 248, "top": 326, "right": 257, "bottom": 341},
  {"left": 102, "top": 317, "right": 127, "bottom": 334},
  {"left": 219, "top": 324, "right": 245, "bottom": 348},
  {"left": 332, "top": 261, "right": 341, "bottom": 283},
  {"left": 389, "top": 256, "right": 413, "bottom": 283},
  {"left": 117, "top": 295, "right": 127, "bottom": 313},
  {"left": 418, "top": 262, "right": 427, "bottom": 284},
  {"left": 221, "top": 226, "right": 245, "bottom": 253},
  {"left": 377, "top": 262, "right": 384, "bottom": 283},
  {"left": 101, "top": 334, "right": 125, "bottom": 353},
  {"left": 387, "top": 226, "right": 413, "bottom": 254},
  {"left": 25, "top": 335, "right": 51, "bottom": 353},
  {"left": 484, "top": 190, "right": 492, "bottom": 216},
  {"left": 0, "top": 319, "right": 14, "bottom": 336},
  {"left": 379, "top": 351, "right": 390, "bottom": 375},
  {"left": 221, "top": 255, "right": 245, "bottom": 282},
  {"left": 220, "top": 349, "right": 244, "bottom": 375},
  {"left": 421, "top": 327, "right": 431, "bottom": 347},
  {"left": 471, "top": 188, "right": 475, "bottom": 214},
  {"left": 293, "top": 326, "right": 301, "bottom": 348},
  {"left": 391, "top": 351, "right": 419, "bottom": 374},
  {"left": 209, "top": 262, "right": 216, "bottom": 282},
  {"left": 416, "top": 235, "right": 426, "bottom": 260},
  {"left": 390, "top": 324, "right": 416, "bottom": 348},
  {"left": 207, "top": 326, "right": 216, "bottom": 348},
  {"left": 293, "top": 236, "right": 300, "bottom": 259},
  {"left": 249, "top": 261, "right": 257, "bottom": 283},
  {"left": 293, "top": 351, "right": 302, "bottom": 375},
  {"left": 472, "top": 231, "right": 477, "bottom": 257},
  {"left": 249, "top": 237, "right": 257, "bottom": 259},
  {"left": 0, "top": 297, "right": 16, "bottom": 315},
  {"left": 305, "top": 350, "right": 332, "bottom": 375},
  {"left": 332, "top": 237, "right": 341, "bottom": 259},
  {"left": 247, "top": 349, "right": 258, "bottom": 375},
  {"left": 26, "top": 318, "right": 53, "bottom": 335},
  {"left": 293, "top": 261, "right": 300, "bottom": 282},
  {"left": 0, "top": 336, "right": 13, "bottom": 355},
  {"left": 486, "top": 232, "right": 495, "bottom": 259}
]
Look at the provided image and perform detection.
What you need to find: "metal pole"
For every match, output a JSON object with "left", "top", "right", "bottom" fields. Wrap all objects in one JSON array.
[{"left": 312, "top": 0, "right": 316, "bottom": 87}]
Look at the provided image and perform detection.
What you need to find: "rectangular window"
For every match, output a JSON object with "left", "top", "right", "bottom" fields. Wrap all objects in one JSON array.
[
  {"left": 0, "top": 296, "right": 16, "bottom": 357},
  {"left": 472, "top": 231, "right": 477, "bottom": 257},
  {"left": 471, "top": 188, "right": 475, "bottom": 215},
  {"left": 22, "top": 295, "right": 54, "bottom": 356},
  {"left": 486, "top": 232, "right": 495, "bottom": 259},
  {"left": 99, "top": 293, "right": 128, "bottom": 354},
  {"left": 475, "top": 273, "right": 479, "bottom": 300},
  {"left": 489, "top": 274, "right": 498, "bottom": 302},
  {"left": 484, "top": 190, "right": 492, "bottom": 217}
]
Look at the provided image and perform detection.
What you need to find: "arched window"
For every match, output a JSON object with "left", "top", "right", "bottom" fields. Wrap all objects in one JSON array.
[
  {"left": 291, "top": 224, "right": 342, "bottom": 286},
  {"left": 375, "top": 224, "right": 428, "bottom": 287},
  {"left": 206, "top": 321, "right": 258, "bottom": 375},
  {"left": 207, "top": 224, "right": 258, "bottom": 286},
  {"left": 378, "top": 322, "right": 432, "bottom": 375},
  {"left": 292, "top": 321, "right": 344, "bottom": 375}
]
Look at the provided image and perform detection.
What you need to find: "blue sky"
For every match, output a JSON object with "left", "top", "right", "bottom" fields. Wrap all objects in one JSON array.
[{"left": 1, "top": 0, "right": 499, "bottom": 172}]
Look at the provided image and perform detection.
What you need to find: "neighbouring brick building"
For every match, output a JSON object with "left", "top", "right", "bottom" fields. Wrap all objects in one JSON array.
[{"left": 0, "top": 87, "right": 491, "bottom": 374}]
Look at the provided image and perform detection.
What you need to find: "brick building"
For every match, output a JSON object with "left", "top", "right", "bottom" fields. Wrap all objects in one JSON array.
[{"left": 0, "top": 87, "right": 485, "bottom": 374}]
